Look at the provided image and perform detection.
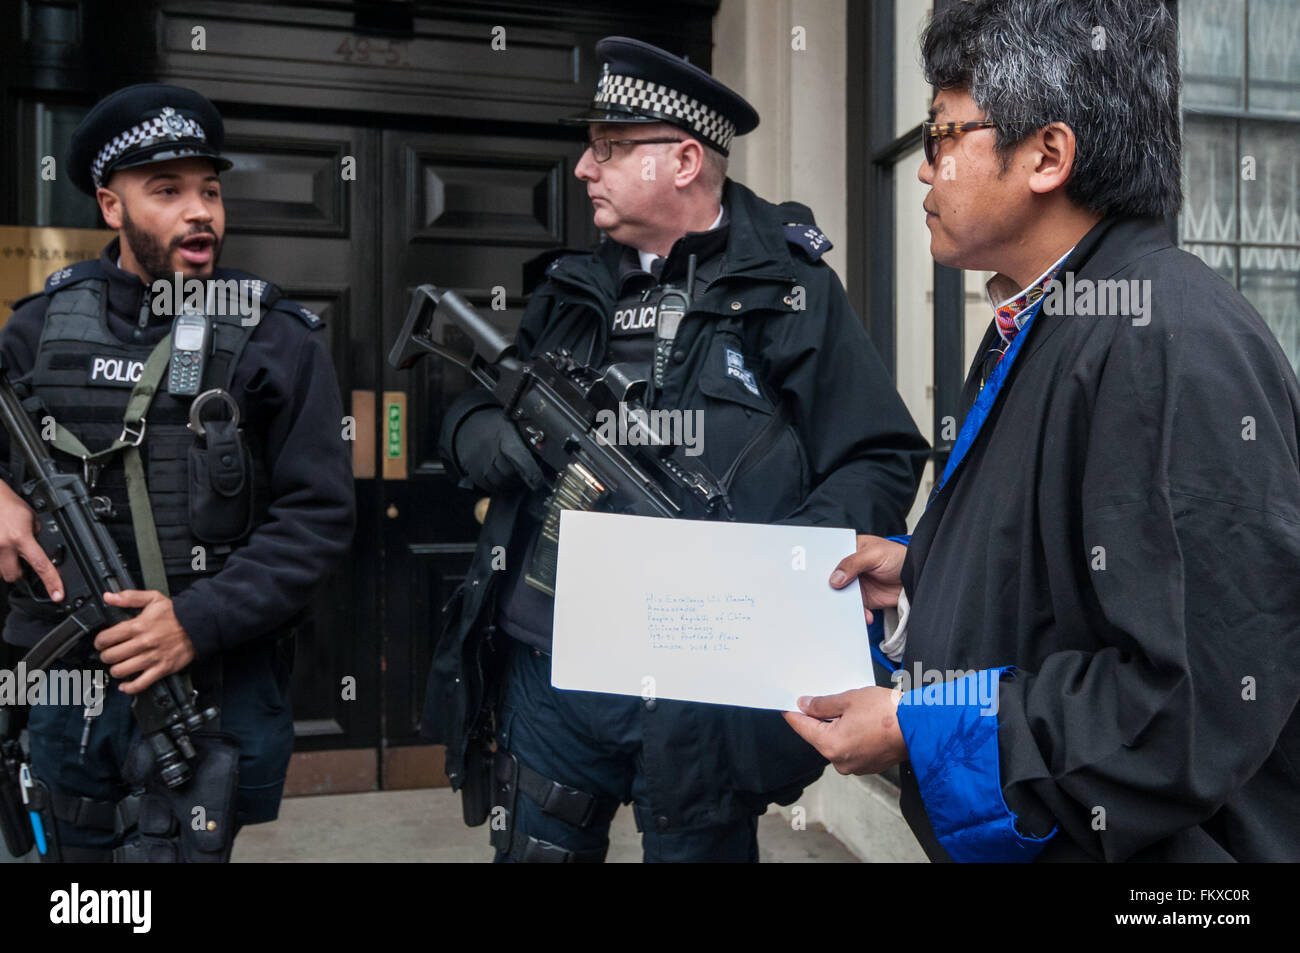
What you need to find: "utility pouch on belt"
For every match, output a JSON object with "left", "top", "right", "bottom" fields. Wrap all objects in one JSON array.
[
  {"left": 0, "top": 740, "right": 35, "bottom": 858},
  {"left": 115, "top": 730, "right": 240, "bottom": 863},
  {"left": 461, "top": 738, "right": 494, "bottom": 828},
  {"left": 188, "top": 391, "right": 254, "bottom": 544}
]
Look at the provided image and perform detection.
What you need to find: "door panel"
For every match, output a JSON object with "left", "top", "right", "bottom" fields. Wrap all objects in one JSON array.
[
  {"left": 0, "top": 0, "right": 719, "bottom": 797},
  {"left": 379, "top": 128, "right": 594, "bottom": 755},
  {"left": 222, "top": 137, "right": 352, "bottom": 237},
  {"left": 218, "top": 116, "right": 381, "bottom": 756}
]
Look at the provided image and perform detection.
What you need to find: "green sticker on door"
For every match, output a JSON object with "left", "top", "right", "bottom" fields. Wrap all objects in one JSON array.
[{"left": 386, "top": 402, "right": 402, "bottom": 458}]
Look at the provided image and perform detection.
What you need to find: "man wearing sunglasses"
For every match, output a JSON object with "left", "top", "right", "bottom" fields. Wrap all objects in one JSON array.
[
  {"left": 427, "top": 36, "right": 928, "bottom": 862},
  {"left": 786, "top": 0, "right": 1300, "bottom": 862}
]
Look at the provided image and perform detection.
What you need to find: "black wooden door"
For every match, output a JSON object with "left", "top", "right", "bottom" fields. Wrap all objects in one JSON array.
[
  {"left": 3, "top": 0, "right": 720, "bottom": 794},
  {"left": 217, "top": 116, "right": 382, "bottom": 759},
  {"left": 377, "top": 126, "right": 595, "bottom": 783}
]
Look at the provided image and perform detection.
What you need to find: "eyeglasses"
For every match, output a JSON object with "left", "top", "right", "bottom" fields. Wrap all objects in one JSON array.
[
  {"left": 585, "top": 137, "right": 684, "bottom": 163},
  {"left": 921, "top": 120, "right": 998, "bottom": 165}
]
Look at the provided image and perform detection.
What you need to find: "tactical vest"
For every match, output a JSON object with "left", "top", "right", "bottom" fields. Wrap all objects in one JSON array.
[
  {"left": 23, "top": 265, "right": 276, "bottom": 585},
  {"left": 606, "top": 244, "right": 729, "bottom": 381},
  {"left": 607, "top": 276, "right": 659, "bottom": 370}
]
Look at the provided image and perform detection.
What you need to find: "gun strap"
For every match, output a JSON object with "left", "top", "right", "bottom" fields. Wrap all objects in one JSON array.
[{"left": 46, "top": 334, "right": 173, "bottom": 594}]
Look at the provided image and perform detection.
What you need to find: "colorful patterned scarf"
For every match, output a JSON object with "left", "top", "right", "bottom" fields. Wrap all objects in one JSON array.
[
  {"left": 979, "top": 248, "right": 1075, "bottom": 392},
  {"left": 990, "top": 248, "right": 1074, "bottom": 346}
]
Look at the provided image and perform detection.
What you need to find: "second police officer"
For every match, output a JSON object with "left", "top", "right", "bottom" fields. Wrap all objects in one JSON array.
[
  {"left": 426, "top": 38, "right": 930, "bottom": 862},
  {"left": 0, "top": 84, "right": 355, "bottom": 862}
]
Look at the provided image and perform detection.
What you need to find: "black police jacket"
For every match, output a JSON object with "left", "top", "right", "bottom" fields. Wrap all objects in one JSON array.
[
  {"left": 0, "top": 240, "right": 356, "bottom": 660},
  {"left": 427, "top": 180, "right": 929, "bottom": 828}
]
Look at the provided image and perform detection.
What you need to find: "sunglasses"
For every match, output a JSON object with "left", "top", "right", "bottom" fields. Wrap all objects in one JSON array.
[{"left": 920, "top": 120, "right": 1000, "bottom": 165}]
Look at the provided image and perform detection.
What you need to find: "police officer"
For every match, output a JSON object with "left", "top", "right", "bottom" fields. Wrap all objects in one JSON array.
[
  {"left": 0, "top": 84, "right": 355, "bottom": 861},
  {"left": 427, "top": 38, "right": 930, "bottom": 862}
]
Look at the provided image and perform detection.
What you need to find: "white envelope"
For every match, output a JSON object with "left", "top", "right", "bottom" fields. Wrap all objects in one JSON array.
[{"left": 550, "top": 510, "right": 874, "bottom": 710}]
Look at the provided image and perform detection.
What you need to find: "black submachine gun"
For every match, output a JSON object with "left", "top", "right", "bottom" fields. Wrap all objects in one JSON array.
[
  {"left": 388, "top": 286, "right": 730, "bottom": 594},
  {"left": 0, "top": 358, "right": 216, "bottom": 792}
]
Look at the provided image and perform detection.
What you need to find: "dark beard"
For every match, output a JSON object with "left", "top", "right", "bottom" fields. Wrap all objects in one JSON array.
[{"left": 119, "top": 205, "right": 222, "bottom": 283}]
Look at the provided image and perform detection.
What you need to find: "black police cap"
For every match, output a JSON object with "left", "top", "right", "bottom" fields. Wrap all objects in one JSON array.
[
  {"left": 68, "top": 83, "right": 233, "bottom": 196},
  {"left": 562, "top": 37, "right": 759, "bottom": 156}
]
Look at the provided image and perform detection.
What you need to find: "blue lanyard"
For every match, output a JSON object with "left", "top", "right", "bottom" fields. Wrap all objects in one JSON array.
[{"left": 929, "top": 297, "right": 1046, "bottom": 505}]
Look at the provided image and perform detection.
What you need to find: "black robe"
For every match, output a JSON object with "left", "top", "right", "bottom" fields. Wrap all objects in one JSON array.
[{"left": 893, "top": 216, "right": 1300, "bottom": 862}]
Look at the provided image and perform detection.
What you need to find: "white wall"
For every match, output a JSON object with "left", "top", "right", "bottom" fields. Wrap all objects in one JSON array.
[
  {"left": 713, "top": 0, "right": 846, "bottom": 278},
  {"left": 713, "top": 0, "right": 927, "bottom": 862}
]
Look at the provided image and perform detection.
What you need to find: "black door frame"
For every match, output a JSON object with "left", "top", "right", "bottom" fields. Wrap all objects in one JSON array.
[{"left": 848, "top": 0, "right": 965, "bottom": 478}]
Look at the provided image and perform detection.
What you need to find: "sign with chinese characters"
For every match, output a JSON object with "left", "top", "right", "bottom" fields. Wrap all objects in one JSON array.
[{"left": 0, "top": 226, "right": 117, "bottom": 325}]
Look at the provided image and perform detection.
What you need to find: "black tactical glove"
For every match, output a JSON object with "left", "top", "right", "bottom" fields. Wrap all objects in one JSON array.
[{"left": 453, "top": 407, "right": 546, "bottom": 494}]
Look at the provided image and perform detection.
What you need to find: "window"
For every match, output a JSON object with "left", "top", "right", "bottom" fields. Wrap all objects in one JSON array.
[
  {"left": 849, "top": 0, "right": 951, "bottom": 529},
  {"left": 24, "top": 100, "right": 98, "bottom": 228},
  {"left": 1180, "top": 0, "right": 1300, "bottom": 373}
]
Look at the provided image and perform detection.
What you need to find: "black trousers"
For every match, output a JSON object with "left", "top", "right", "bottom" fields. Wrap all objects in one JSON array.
[
  {"left": 495, "top": 640, "right": 760, "bottom": 863},
  {"left": 25, "top": 634, "right": 294, "bottom": 859}
]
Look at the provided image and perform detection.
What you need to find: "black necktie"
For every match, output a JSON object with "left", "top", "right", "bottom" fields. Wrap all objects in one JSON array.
[{"left": 649, "top": 257, "right": 665, "bottom": 281}]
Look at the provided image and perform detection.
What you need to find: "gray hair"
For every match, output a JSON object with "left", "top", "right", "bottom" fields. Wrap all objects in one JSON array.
[
  {"left": 698, "top": 144, "right": 729, "bottom": 200},
  {"left": 921, "top": 0, "right": 1181, "bottom": 219}
]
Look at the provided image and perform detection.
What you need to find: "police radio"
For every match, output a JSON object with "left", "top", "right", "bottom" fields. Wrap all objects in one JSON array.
[
  {"left": 168, "top": 307, "right": 210, "bottom": 397},
  {"left": 652, "top": 253, "right": 696, "bottom": 389}
]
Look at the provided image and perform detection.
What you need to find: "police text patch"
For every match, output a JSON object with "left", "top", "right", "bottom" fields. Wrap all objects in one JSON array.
[
  {"left": 88, "top": 356, "right": 145, "bottom": 387},
  {"left": 724, "top": 348, "right": 760, "bottom": 397},
  {"left": 612, "top": 303, "right": 658, "bottom": 336}
]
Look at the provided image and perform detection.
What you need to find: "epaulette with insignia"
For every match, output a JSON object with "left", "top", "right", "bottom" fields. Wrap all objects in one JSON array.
[
  {"left": 783, "top": 223, "right": 832, "bottom": 261},
  {"left": 44, "top": 259, "right": 104, "bottom": 292},
  {"left": 269, "top": 298, "right": 324, "bottom": 329},
  {"left": 523, "top": 247, "right": 588, "bottom": 294},
  {"left": 214, "top": 268, "right": 281, "bottom": 307}
]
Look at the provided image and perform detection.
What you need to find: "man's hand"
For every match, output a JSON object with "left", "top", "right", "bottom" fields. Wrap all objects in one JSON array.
[
  {"left": 783, "top": 686, "right": 908, "bottom": 775},
  {"left": 95, "top": 590, "right": 195, "bottom": 694},
  {"left": 829, "top": 534, "right": 906, "bottom": 624},
  {"left": 0, "top": 480, "right": 64, "bottom": 601}
]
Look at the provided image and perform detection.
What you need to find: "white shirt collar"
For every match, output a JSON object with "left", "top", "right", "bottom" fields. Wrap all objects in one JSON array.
[{"left": 637, "top": 205, "right": 725, "bottom": 274}]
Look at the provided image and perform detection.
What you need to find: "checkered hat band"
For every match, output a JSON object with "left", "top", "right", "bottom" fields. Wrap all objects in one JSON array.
[
  {"left": 91, "top": 113, "right": 209, "bottom": 187},
  {"left": 594, "top": 74, "right": 736, "bottom": 152}
]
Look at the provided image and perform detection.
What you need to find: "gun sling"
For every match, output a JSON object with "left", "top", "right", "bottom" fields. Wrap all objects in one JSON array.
[{"left": 42, "top": 334, "right": 173, "bottom": 595}]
